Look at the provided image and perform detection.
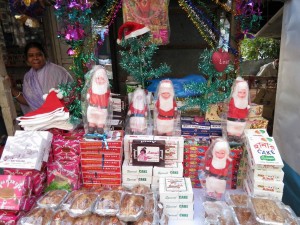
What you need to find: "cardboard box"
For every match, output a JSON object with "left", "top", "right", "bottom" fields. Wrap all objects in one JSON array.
[
  {"left": 166, "top": 209, "right": 194, "bottom": 220},
  {"left": 80, "top": 131, "right": 124, "bottom": 149},
  {"left": 0, "top": 175, "right": 33, "bottom": 211},
  {"left": 248, "top": 104, "right": 263, "bottom": 118},
  {"left": 159, "top": 177, "right": 193, "bottom": 203},
  {"left": 247, "top": 171, "right": 284, "bottom": 193},
  {"left": 81, "top": 165, "right": 121, "bottom": 173},
  {"left": 243, "top": 129, "right": 269, "bottom": 138},
  {"left": 122, "top": 174, "right": 152, "bottom": 185},
  {"left": 0, "top": 136, "right": 46, "bottom": 171},
  {"left": 82, "top": 171, "right": 121, "bottom": 179},
  {"left": 153, "top": 136, "right": 184, "bottom": 162},
  {"left": 15, "top": 131, "right": 53, "bottom": 162},
  {"left": 124, "top": 135, "right": 154, "bottom": 160},
  {"left": 247, "top": 166, "right": 284, "bottom": 182},
  {"left": 205, "top": 103, "right": 225, "bottom": 121},
  {"left": 83, "top": 177, "right": 121, "bottom": 185},
  {"left": 153, "top": 162, "right": 183, "bottom": 177},
  {"left": 81, "top": 159, "right": 122, "bottom": 167},
  {"left": 122, "top": 160, "right": 153, "bottom": 176},
  {"left": 163, "top": 202, "right": 194, "bottom": 212},
  {"left": 122, "top": 183, "right": 151, "bottom": 189},
  {"left": 245, "top": 117, "right": 268, "bottom": 129},
  {"left": 81, "top": 153, "right": 122, "bottom": 161},
  {"left": 246, "top": 136, "right": 284, "bottom": 170},
  {"left": 184, "top": 145, "right": 208, "bottom": 155}
]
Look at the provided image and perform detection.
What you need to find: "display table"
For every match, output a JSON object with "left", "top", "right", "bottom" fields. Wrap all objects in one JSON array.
[{"left": 168, "top": 188, "right": 244, "bottom": 225}]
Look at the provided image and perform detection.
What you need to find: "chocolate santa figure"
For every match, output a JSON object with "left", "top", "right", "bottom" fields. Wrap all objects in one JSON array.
[
  {"left": 86, "top": 66, "right": 110, "bottom": 134},
  {"left": 226, "top": 77, "right": 250, "bottom": 141},
  {"left": 154, "top": 80, "right": 177, "bottom": 136},
  {"left": 204, "top": 138, "right": 231, "bottom": 200},
  {"left": 127, "top": 88, "right": 148, "bottom": 134}
]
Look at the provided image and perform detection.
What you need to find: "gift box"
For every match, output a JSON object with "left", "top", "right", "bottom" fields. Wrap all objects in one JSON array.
[
  {"left": 0, "top": 135, "right": 47, "bottom": 171},
  {"left": 122, "top": 160, "right": 153, "bottom": 176},
  {"left": 159, "top": 177, "right": 193, "bottom": 203},
  {"left": 0, "top": 211, "right": 24, "bottom": 225},
  {"left": 245, "top": 117, "right": 268, "bottom": 129},
  {"left": 248, "top": 103, "right": 264, "bottom": 118},
  {"left": 205, "top": 103, "right": 226, "bottom": 121},
  {"left": 245, "top": 136, "right": 284, "bottom": 170},
  {"left": 122, "top": 174, "right": 152, "bottom": 185},
  {"left": 47, "top": 161, "right": 81, "bottom": 191},
  {"left": 52, "top": 134, "right": 81, "bottom": 162},
  {"left": 82, "top": 171, "right": 121, "bottom": 179},
  {"left": 153, "top": 162, "right": 183, "bottom": 177},
  {"left": 0, "top": 175, "right": 33, "bottom": 211},
  {"left": 15, "top": 131, "right": 53, "bottom": 163},
  {"left": 153, "top": 136, "right": 184, "bottom": 162}
]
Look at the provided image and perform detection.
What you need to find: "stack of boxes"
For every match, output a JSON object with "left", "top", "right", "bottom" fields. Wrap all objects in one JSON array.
[
  {"left": 159, "top": 177, "right": 194, "bottom": 220},
  {"left": 183, "top": 136, "right": 210, "bottom": 188},
  {"left": 243, "top": 129, "right": 285, "bottom": 200},
  {"left": 0, "top": 131, "right": 53, "bottom": 224},
  {"left": 48, "top": 130, "right": 84, "bottom": 191},
  {"left": 79, "top": 131, "right": 124, "bottom": 188},
  {"left": 122, "top": 135, "right": 184, "bottom": 191}
]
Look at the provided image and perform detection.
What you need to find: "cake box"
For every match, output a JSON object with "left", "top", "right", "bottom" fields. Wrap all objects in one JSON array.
[
  {"left": 246, "top": 136, "right": 284, "bottom": 170},
  {"left": 0, "top": 175, "right": 33, "bottom": 211},
  {"left": 159, "top": 177, "right": 193, "bottom": 203}
]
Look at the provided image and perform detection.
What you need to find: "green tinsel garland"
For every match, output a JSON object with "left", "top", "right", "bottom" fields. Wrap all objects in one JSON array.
[{"left": 118, "top": 33, "right": 171, "bottom": 88}]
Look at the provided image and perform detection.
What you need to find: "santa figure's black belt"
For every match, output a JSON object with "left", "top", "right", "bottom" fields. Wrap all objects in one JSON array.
[
  {"left": 158, "top": 114, "right": 174, "bottom": 119},
  {"left": 89, "top": 104, "right": 108, "bottom": 109},
  {"left": 227, "top": 117, "right": 246, "bottom": 122},
  {"left": 206, "top": 171, "right": 227, "bottom": 180}
]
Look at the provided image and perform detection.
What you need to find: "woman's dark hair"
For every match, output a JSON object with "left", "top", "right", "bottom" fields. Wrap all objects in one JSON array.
[
  {"left": 24, "top": 42, "right": 47, "bottom": 59},
  {"left": 140, "top": 148, "right": 146, "bottom": 154}
]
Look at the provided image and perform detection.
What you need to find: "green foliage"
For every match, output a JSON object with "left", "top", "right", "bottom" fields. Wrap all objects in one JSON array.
[
  {"left": 183, "top": 49, "right": 234, "bottom": 113},
  {"left": 118, "top": 33, "right": 171, "bottom": 88},
  {"left": 241, "top": 37, "right": 280, "bottom": 60}
]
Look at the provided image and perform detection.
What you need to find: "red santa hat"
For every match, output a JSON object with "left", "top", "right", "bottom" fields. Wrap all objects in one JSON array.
[
  {"left": 117, "top": 22, "right": 150, "bottom": 44},
  {"left": 158, "top": 79, "right": 174, "bottom": 96},
  {"left": 21, "top": 90, "right": 68, "bottom": 118}
]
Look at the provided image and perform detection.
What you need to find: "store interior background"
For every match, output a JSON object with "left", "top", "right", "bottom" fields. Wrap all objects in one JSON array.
[{"left": 0, "top": 0, "right": 284, "bottom": 138}]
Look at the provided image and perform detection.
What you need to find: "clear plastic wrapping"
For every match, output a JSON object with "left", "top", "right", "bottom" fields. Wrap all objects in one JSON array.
[
  {"left": 68, "top": 192, "right": 98, "bottom": 217},
  {"left": 50, "top": 210, "right": 76, "bottom": 225},
  {"left": 225, "top": 192, "right": 249, "bottom": 207},
  {"left": 18, "top": 207, "right": 54, "bottom": 225},
  {"left": 131, "top": 184, "right": 152, "bottom": 195},
  {"left": 94, "top": 190, "right": 121, "bottom": 216},
  {"left": 72, "top": 214, "right": 104, "bottom": 224},
  {"left": 37, "top": 190, "right": 69, "bottom": 209},
  {"left": 102, "top": 216, "right": 127, "bottom": 225},
  {"left": 232, "top": 206, "right": 259, "bottom": 225},
  {"left": 61, "top": 189, "right": 88, "bottom": 210},
  {"left": 117, "top": 193, "right": 145, "bottom": 222},
  {"left": 203, "top": 201, "right": 234, "bottom": 225},
  {"left": 250, "top": 197, "right": 285, "bottom": 225},
  {"left": 125, "top": 88, "right": 152, "bottom": 135}
]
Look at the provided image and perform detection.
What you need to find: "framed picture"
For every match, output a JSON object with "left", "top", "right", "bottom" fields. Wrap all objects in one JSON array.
[{"left": 132, "top": 140, "right": 165, "bottom": 166}]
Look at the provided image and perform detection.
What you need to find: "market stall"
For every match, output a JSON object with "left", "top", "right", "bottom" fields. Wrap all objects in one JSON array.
[{"left": 0, "top": 0, "right": 299, "bottom": 224}]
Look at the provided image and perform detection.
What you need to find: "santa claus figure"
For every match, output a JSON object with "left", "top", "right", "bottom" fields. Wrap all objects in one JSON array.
[
  {"left": 226, "top": 77, "right": 250, "bottom": 141},
  {"left": 204, "top": 138, "right": 231, "bottom": 200},
  {"left": 127, "top": 88, "right": 148, "bottom": 134},
  {"left": 86, "top": 66, "right": 110, "bottom": 134},
  {"left": 154, "top": 79, "right": 177, "bottom": 136}
]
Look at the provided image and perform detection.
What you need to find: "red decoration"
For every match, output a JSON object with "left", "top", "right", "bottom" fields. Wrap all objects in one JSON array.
[{"left": 211, "top": 49, "right": 230, "bottom": 72}]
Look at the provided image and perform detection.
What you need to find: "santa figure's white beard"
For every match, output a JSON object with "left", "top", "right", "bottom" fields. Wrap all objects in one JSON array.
[
  {"left": 212, "top": 157, "right": 226, "bottom": 169},
  {"left": 233, "top": 96, "right": 248, "bottom": 109},
  {"left": 133, "top": 100, "right": 145, "bottom": 111},
  {"left": 92, "top": 83, "right": 107, "bottom": 95},
  {"left": 159, "top": 96, "right": 173, "bottom": 111}
]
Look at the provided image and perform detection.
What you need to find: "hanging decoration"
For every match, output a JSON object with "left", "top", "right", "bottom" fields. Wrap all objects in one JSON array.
[
  {"left": 54, "top": 0, "right": 122, "bottom": 123},
  {"left": 122, "top": 0, "right": 170, "bottom": 45},
  {"left": 211, "top": 48, "right": 230, "bottom": 72},
  {"left": 182, "top": 49, "right": 234, "bottom": 113},
  {"left": 8, "top": 0, "right": 52, "bottom": 27}
]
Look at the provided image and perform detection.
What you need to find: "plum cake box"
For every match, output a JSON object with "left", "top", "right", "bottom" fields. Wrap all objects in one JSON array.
[
  {"left": 0, "top": 175, "right": 33, "bottom": 211},
  {"left": 0, "top": 134, "right": 48, "bottom": 171},
  {"left": 245, "top": 136, "right": 284, "bottom": 170},
  {"left": 159, "top": 177, "right": 193, "bottom": 203}
]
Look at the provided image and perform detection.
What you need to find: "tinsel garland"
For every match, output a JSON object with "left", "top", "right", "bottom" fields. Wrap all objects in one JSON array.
[
  {"left": 54, "top": 0, "right": 122, "bottom": 123},
  {"left": 182, "top": 49, "right": 234, "bottom": 113},
  {"left": 118, "top": 33, "right": 171, "bottom": 89},
  {"left": 178, "top": 0, "right": 217, "bottom": 48}
]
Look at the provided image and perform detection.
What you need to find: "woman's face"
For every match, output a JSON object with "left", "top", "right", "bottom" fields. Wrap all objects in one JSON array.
[{"left": 26, "top": 47, "right": 46, "bottom": 70}]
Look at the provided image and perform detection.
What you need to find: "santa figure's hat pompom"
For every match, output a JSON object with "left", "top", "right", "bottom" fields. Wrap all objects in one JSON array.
[{"left": 117, "top": 22, "right": 150, "bottom": 44}]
